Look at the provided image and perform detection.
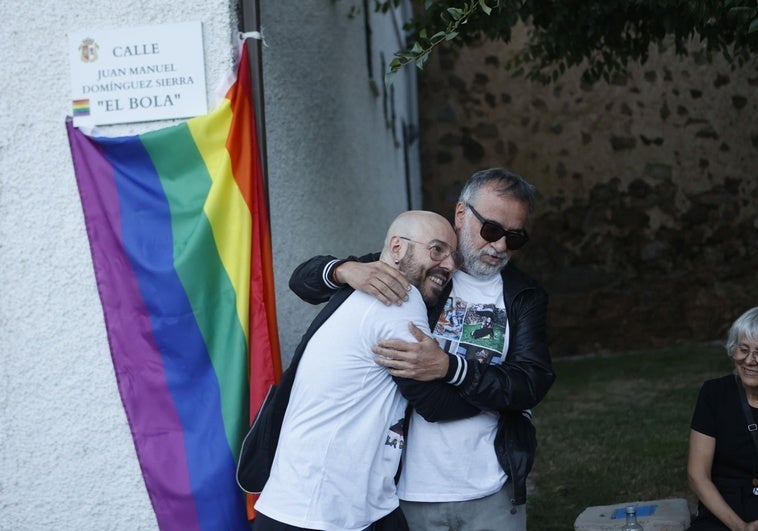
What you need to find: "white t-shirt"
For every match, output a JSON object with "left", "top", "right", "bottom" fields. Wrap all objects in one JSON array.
[
  {"left": 256, "top": 287, "right": 431, "bottom": 531},
  {"left": 397, "top": 270, "right": 509, "bottom": 502}
]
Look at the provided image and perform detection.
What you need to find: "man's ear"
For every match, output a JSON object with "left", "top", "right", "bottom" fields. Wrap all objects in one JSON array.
[
  {"left": 388, "top": 235, "right": 406, "bottom": 264},
  {"left": 454, "top": 201, "right": 466, "bottom": 231}
]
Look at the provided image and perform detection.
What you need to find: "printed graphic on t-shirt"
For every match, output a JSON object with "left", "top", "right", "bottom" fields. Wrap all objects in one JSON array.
[
  {"left": 384, "top": 418, "right": 405, "bottom": 450},
  {"left": 433, "top": 297, "right": 506, "bottom": 365}
]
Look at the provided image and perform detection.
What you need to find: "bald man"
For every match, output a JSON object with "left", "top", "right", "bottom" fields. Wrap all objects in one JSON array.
[
  {"left": 288, "top": 169, "right": 556, "bottom": 531},
  {"left": 252, "top": 211, "right": 480, "bottom": 531}
]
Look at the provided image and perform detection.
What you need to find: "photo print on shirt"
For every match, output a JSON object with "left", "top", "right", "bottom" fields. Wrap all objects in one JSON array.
[
  {"left": 433, "top": 298, "right": 507, "bottom": 365},
  {"left": 384, "top": 418, "right": 405, "bottom": 450}
]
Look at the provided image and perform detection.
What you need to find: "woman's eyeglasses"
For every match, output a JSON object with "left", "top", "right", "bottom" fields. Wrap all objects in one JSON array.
[
  {"left": 466, "top": 203, "right": 530, "bottom": 250},
  {"left": 735, "top": 344, "right": 758, "bottom": 362}
]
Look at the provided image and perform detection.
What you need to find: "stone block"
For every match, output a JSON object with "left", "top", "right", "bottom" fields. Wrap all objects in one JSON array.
[{"left": 574, "top": 498, "right": 691, "bottom": 530}]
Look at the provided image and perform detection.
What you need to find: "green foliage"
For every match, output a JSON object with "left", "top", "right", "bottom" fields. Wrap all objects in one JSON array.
[
  {"left": 383, "top": 0, "right": 485, "bottom": 87},
  {"left": 374, "top": 0, "right": 758, "bottom": 84}
]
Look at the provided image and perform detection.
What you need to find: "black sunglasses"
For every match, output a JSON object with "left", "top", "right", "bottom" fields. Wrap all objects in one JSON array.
[{"left": 465, "top": 203, "right": 530, "bottom": 250}]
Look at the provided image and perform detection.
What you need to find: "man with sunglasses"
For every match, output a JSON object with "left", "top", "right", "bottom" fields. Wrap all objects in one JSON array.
[
  {"left": 253, "top": 210, "right": 486, "bottom": 531},
  {"left": 289, "top": 168, "right": 555, "bottom": 531}
]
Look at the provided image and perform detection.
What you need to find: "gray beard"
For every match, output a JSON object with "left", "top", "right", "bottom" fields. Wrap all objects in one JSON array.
[
  {"left": 458, "top": 225, "right": 509, "bottom": 279},
  {"left": 461, "top": 252, "right": 508, "bottom": 279}
]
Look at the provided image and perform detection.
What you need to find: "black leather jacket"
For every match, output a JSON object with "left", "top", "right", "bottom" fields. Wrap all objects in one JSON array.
[{"left": 289, "top": 254, "right": 555, "bottom": 506}]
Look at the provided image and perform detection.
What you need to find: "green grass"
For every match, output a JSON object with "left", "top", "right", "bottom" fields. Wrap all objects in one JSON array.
[{"left": 527, "top": 343, "right": 732, "bottom": 530}]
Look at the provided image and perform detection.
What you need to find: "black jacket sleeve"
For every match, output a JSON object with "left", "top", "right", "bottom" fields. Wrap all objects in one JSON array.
[
  {"left": 450, "top": 285, "right": 556, "bottom": 413},
  {"left": 393, "top": 376, "right": 480, "bottom": 422},
  {"left": 289, "top": 253, "right": 381, "bottom": 305}
]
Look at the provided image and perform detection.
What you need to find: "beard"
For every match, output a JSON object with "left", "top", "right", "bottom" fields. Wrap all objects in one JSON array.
[
  {"left": 398, "top": 247, "right": 448, "bottom": 307},
  {"left": 458, "top": 223, "right": 509, "bottom": 279}
]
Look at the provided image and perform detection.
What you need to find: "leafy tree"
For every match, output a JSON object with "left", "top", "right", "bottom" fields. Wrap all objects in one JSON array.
[{"left": 374, "top": 0, "right": 758, "bottom": 85}]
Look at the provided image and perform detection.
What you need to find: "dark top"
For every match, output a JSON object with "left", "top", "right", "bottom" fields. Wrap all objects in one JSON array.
[
  {"left": 691, "top": 374, "right": 757, "bottom": 480},
  {"left": 688, "top": 374, "right": 758, "bottom": 529}
]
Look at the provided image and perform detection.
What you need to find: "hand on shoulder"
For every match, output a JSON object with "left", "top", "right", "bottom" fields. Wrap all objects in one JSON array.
[
  {"left": 373, "top": 323, "right": 449, "bottom": 381},
  {"left": 335, "top": 260, "right": 410, "bottom": 306}
]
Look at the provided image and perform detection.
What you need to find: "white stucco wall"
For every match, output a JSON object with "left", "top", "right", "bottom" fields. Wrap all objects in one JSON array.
[{"left": 1, "top": 0, "right": 419, "bottom": 529}]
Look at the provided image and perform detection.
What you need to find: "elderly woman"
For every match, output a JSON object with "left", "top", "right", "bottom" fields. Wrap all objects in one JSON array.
[{"left": 688, "top": 307, "right": 758, "bottom": 530}]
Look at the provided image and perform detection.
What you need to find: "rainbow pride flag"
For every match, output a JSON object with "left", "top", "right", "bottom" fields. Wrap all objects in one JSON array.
[{"left": 65, "top": 41, "right": 281, "bottom": 530}]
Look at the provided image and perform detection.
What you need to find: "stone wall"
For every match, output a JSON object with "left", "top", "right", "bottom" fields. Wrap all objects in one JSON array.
[{"left": 417, "top": 25, "right": 758, "bottom": 356}]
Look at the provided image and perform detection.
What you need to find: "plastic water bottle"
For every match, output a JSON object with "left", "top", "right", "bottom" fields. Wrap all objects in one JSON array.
[{"left": 621, "top": 506, "right": 643, "bottom": 530}]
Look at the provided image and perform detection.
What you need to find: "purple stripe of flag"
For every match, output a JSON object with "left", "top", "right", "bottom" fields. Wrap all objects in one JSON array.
[{"left": 65, "top": 120, "right": 201, "bottom": 530}]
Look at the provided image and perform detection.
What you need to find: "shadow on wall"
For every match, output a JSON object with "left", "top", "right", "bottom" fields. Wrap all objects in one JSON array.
[
  {"left": 517, "top": 177, "right": 758, "bottom": 356},
  {"left": 416, "top": 32, "right": 758, "bottom": 357}
]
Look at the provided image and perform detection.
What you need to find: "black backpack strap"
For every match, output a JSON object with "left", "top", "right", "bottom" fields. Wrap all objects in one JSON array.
[
  {"left": 734, "top": 373, "right": 758, "bottom": 448},
  {"left": 237, "top": 287, "right": 355, "bottom": 493}
]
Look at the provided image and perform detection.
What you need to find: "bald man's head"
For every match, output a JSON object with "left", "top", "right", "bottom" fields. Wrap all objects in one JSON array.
[{"left": 380, "top": 210, "right": 457, "bottom": 307}]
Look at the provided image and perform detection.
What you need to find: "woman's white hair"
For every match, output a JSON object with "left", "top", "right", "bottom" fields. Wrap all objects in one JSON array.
[{"left": 726, "top": 307, "right": 758, "bottom": 357}]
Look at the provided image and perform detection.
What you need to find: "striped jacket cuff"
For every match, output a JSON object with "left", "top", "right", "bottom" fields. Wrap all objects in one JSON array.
[
  {"left": 445, "top": 354, "right": 467, "bottom": 386},
  {"left": 323, "top": 259, "right": 346, "bottom": 290}
]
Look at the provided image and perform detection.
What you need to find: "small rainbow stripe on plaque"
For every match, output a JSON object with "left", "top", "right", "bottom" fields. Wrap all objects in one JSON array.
[{"left": 72, "top": 99, "right": 90, "bottom": 117}]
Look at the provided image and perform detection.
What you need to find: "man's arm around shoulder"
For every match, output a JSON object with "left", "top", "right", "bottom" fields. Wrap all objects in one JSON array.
[{"left": 289, "top": 253, "right": 409, "bottom": 306}]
